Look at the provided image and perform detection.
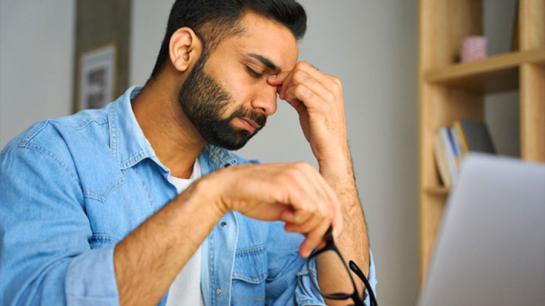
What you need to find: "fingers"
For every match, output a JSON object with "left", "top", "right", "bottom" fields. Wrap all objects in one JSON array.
[
  {"left": 269, "top": 61, "right": 342, "bottom": 104},
  {"left": 281, "top": 163, "right": 333, "bottom": 224},
  {"left": 268, "top": 61, "right": 331, "bottom": 89},
  {"left": 299, "top": 220, "right": 331, "bottom": 257},
  {"left": 297, "top": 162, "right": 343, "bottom": 237},
  {"left": 224, "top": 162, "right": 343, "bottom": 258},
  {"left": 279, "top": 162, "right": 343, "bottom": 257},
  {"left": 284, "top": 82, "right": 329, "bottom": 114},
  {"left": 284, "top": 215, "right": 322, "bottom": 235},
  {"left": 286, "top": 71, "right": 335, "bottom": 103}
]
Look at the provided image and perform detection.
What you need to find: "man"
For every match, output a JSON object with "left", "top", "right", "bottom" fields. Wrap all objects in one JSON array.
[{"left": 0, "top": 0, "right": 376, "bottom": 305}]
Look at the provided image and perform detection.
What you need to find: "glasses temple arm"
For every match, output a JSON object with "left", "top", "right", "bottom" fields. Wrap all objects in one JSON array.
[{"left": 349, "top": 260, "right": 378, "bottom": 306}]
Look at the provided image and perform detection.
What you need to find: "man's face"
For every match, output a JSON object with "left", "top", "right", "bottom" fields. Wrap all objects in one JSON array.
[{"left": 178, "top": 11, "right": 298, "bottom": 150}]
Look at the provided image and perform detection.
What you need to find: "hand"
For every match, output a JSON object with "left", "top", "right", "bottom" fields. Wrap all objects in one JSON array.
[
  {"left": 204, "top": 162, "right": 343, "bottom": 257},
  {"left": 268, "top": 62, "right": 349, "bottom": 167}
]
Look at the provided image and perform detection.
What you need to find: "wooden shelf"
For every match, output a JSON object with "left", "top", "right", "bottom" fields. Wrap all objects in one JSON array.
[
  {"left": 418, "top": 0, "right": 544, "bottom": 284},
  {"left": 424, "top": 186, "right": 450, "bottom": 196},
  {"left": 425, "top": 49, "right": 545, "bottom": 93}
]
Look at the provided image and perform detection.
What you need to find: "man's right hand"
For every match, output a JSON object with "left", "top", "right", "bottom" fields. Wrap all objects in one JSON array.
[{"left": 202, "top": 162, "right": 343, "bottom": 258}]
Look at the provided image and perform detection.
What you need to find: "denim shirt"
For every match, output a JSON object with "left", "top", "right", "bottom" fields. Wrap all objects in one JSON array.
[{"left": 0, "top": 86, "right": 377, "bottom": 306}]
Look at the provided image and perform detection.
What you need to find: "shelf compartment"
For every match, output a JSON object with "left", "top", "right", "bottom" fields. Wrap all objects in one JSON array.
[{"left": 424, "top": 49, "right": 545, "bottom": 93}]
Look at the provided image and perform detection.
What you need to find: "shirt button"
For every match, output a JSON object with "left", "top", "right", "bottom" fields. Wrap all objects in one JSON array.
[
  {"left": 220, "top": 221, "right": 227, "bottom": 227},
  {"left": 216, "top": 288, "right": 222, "bottom": 296}
]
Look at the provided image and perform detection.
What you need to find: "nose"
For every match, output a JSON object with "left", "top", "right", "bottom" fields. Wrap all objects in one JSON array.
[{"left": 251, "top": 84, "right": 278, "bottom": 116}]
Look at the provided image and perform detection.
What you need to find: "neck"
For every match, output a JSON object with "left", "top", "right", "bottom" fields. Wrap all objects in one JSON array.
[{"left": 132, "top": 73, "right": 205, "bottom": 179}]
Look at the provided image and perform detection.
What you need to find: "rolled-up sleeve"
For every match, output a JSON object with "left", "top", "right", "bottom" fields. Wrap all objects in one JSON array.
[
  {"left": 364, "top": 251, "right": 378, "bottom": 306},
  {"left": 265, "top": 222, "right": 378, "bottom": 306},
  {"left": 0, "top": 141, "right": 119, "bottom": 305}
]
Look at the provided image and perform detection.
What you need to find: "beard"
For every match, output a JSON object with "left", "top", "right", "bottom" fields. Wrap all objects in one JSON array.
[{"left": 178, "top": 56, "right": 267, "bottom": 150}]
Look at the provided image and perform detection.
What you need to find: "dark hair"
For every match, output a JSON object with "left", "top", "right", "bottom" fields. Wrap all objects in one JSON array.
[{"left": 148, "top": 0, "right": 307, "bottom": 81}]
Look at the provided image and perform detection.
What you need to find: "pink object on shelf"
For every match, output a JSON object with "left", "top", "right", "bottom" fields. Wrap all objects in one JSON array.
[{"left": 460, "top": 36, "right": 487, "bottom": 63}]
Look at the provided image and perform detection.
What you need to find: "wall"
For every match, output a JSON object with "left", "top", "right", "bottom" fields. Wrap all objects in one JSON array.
[
  {"left": 0, "top": 0, "right": 74, "bottom": 148},
  {"left": 131, "top": 1, "right": 420, "bottom": 305}
]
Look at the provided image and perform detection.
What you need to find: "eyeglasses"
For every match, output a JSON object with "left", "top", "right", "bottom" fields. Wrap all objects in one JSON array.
[{"left": 307, "top": 227, "right": 378, "bottom": 306}]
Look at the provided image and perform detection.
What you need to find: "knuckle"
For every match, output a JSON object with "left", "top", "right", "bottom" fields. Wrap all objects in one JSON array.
[
  {"left": 285, "top": 169, "right": 303, "bottom": 186},
  {"left": 315, "top": 208, "right": 327, "bottom": 219},
  {"left": 292, "top": 70, "right": 305, "bottom": 83},
  {"left": 288, "top": 164, "right": 303, "bottom": 176},
  {"left": 278, "top": 172, "right": 295, "bottom": 186},
  {"left": 294, "top": 161, "right": 313, "bottom": 172},
  {"left": 323, "top": 206, "right": 334, "bottom": 218}
]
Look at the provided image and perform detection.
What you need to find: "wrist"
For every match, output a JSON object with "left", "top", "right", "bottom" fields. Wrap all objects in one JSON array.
[
  {"left": 318, "top": 152, "right": 352, "bottom": 177},
  {"left": 194, "top": 174, "right": 230, "bottom": 217},
  {"left": 318, "top": 152, "right": 357, "bottom": 195},
  {"left": 316, "top": 140, "right": 350, "bottom": 165}
]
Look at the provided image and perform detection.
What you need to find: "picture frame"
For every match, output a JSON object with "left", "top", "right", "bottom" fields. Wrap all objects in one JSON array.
[{"left": 78, "top": 44, "right": 117, "bottom": 110}]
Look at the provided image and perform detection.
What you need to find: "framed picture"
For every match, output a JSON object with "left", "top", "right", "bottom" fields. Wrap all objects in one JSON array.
[{"left": 78, "top": 45, "right": 116, "bottom": 110}]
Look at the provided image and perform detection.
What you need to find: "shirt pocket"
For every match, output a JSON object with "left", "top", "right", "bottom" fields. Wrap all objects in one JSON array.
[
  {"left": 84, "top": 174, "right": 153, "bottom": 242},
  {"left": 231, "top": 244, "right": 267, "bottom": 305}
]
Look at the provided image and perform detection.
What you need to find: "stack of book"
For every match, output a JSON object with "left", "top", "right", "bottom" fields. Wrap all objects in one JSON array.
[{"left": 435, "top": 119, "right": 496, "bottom": 188}]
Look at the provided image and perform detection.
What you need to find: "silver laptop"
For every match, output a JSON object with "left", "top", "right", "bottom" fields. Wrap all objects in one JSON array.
[{"left": 418, "top": 154, "right": 545, "bottom": 306}]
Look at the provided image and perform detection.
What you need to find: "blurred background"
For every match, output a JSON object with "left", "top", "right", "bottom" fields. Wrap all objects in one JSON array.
[{"left": 0, "top": 1, "right": 521, "bottom": 305}]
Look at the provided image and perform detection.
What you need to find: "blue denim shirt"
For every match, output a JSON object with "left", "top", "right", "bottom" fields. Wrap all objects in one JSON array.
[{"left": 0, "top": 86, "right": 377, "bottom": 305}]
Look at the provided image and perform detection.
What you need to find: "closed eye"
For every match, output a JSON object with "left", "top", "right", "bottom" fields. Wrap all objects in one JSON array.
[{"left": 245, "top": 66, "right": 264, "bottom": 79}]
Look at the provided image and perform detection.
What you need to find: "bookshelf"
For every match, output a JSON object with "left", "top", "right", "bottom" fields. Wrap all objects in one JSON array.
[{"left": 418, "top": 0, "right": 545, "bottom": 281}]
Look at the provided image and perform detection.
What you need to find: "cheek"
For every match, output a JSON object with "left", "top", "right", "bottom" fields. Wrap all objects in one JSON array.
[{"left": 218, "top": 72, "right": 251, "bottom": 110}]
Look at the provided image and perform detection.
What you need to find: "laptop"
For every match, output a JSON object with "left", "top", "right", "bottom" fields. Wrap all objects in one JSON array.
[{"left": 418, "top": 154, "right": 545, "bottom": 306}]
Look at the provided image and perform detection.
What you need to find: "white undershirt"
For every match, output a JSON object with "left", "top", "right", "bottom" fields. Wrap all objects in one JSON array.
[{"left": 165, "top": 160, "right": 205, "bottom": 306}]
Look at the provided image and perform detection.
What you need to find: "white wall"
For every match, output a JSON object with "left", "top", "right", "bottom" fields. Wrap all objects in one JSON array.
[
  {"left": 129, "top": 0, "right": 171, "bottom": 86},
  {"left": 131, "top": 1, "right": 420, "bottom": 305},
  {"left": 0, "top": 0, "right": 74, "bottom": 148}
]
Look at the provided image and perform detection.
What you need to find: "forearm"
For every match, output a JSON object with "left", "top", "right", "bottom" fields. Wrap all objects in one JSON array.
[
  {"left": 317, "top": 148, "right": 370, "bottom": 303},
  {"left": 114, "top": 179, "right": 224, "bottom": 306}
]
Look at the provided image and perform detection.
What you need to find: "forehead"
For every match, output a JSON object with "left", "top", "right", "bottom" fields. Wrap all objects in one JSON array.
[{"left": 218, "top": 11, "right": 299, "bottom": 72}]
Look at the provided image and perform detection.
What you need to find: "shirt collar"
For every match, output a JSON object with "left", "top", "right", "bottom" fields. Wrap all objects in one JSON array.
[{"left": 107, "top": 86, "right": 240, "bottom": 171}]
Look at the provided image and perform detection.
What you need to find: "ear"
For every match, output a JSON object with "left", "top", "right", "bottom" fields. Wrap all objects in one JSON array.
[{"left": 168, "top": 27, "right": 203, "bottom": 72}]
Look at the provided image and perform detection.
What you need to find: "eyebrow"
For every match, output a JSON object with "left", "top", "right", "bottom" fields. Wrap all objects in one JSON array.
[{"left": 247, "top": 53, "right": 281, "bottom": 74}]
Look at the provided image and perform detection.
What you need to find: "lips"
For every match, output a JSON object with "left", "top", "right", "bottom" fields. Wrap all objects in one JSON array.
[{"left": 238, "top": 117, "right": 260, "bottom": 132}]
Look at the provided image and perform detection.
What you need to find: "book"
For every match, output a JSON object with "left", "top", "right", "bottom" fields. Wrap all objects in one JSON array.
[
  {"left": 450, "top": 127, "right": 463, "bottom": 168},
  {"left": 435, "top": 120, "right": 496, "bottom": 188},
  {"left": 453, "top": 119, "right": 496, "bottom": 155},
  {"left": 434, "top": 131, "right": 451, "bottom": 187},
  {"left": 435, "top": 128, "right": 459, "bottom": 187}
]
